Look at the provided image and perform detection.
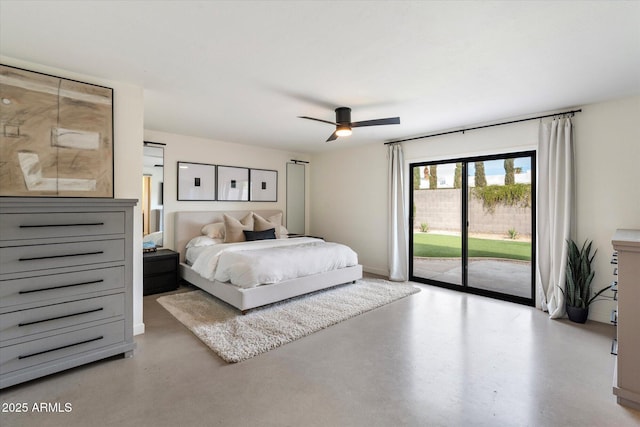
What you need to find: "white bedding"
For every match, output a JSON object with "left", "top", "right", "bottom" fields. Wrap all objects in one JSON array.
[
  {"left": 189, "top": 237, "right": 358, "bottom": 288},
  {"left": 186, "top": 245, "right": 209, "bottom": 265}
]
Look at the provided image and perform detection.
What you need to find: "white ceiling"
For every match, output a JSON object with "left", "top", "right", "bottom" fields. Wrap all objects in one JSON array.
[{"left": 1, "top": 1, "right": 639, "bottom": 153}]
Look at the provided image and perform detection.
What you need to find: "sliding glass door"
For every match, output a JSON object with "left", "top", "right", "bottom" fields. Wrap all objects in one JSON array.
[
  {"left": 411, "top": 162, "right": 463, "bottom": 286},
  {"left": 410, "top": 152, "right": 535, "bottom": 305}
]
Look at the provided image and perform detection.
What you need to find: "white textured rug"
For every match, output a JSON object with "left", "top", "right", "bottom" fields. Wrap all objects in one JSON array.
[{"left": 157, "top": 279, "right": 419, "bottom": 362}]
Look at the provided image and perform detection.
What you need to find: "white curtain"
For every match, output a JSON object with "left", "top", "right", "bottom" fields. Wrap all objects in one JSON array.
[
  {"left": 536, "top": 118, "right": 575, "bottom": 318},
  {"left": 388, "top": 143, "right": 408, "bottom": 281}
]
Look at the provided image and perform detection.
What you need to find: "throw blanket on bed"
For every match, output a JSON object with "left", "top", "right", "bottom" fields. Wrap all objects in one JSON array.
[{"left": 190, "top": 237, "right": 358, "bottom": 288}]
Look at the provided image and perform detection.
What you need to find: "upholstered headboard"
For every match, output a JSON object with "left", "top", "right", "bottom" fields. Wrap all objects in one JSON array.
[{"left": 174, "top": 210, "right": 283, "bottom": 263}]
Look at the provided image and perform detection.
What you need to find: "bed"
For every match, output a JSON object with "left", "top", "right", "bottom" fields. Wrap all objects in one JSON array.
[{"left": 174, "top": 210, "right": 363, "bottom": 313}]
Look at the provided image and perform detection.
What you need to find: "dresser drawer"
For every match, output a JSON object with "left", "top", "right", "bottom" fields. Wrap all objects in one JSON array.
[
  {"left": 0, "top": 212, "right": 125, "bottom": 241},
  {"left": 0, "top": 320, "right": 124, "bottom": 375},
  {"left": 0, "top": 239, "right": 124, "bottom": 274},
  {"left": 1, "top": 294, "right": 124, "bottom": 343},
  {"left": 0, "top": 266, "right": 125, "bottom": 310}
]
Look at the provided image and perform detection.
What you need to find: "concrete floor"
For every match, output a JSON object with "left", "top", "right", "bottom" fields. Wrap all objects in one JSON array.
[{"left": 1, "top": 281, "right": 639, "bottom": 427}]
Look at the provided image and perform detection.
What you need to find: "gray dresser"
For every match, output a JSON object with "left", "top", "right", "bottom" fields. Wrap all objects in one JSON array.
[{"left": 0, "top": 198, "right": 136, "bottom": 389}]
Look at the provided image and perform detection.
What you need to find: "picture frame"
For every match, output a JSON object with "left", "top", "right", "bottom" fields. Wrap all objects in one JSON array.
[
  {"left": 0, "top": 64, "right": 114, "bottom": 197},
  {"left": 250, "top": 169, "right": 278, "bottom": 202},
  {"left": 217, "top": 165, "right": 249, "bottom": 201},
  {"left": 177, "top": 161, "right": 216, "bottom": 201}
]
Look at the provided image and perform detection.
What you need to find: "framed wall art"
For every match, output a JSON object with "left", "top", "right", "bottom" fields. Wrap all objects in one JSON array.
[
  {"left": 250, "top": 168, "right": 277, "bottom": 202},
  {"left": 0, "top": 64, "right": 114, "bottom": 197},
  {"left": 217, "top": 165, "right": 249, "bottom": 201},
  {"left": 177, "top": 161, "right": 216, "bottom": 201}
]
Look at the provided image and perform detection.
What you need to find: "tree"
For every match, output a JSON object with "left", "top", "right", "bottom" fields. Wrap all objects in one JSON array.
[
  {"left": 454, "top": 163, "right": 462, "bottom": 188},
  {"left": 504, "top": 158, "right": 515, "bottom": 185},
  {"left": 474, "top": 162, "right": 486, "bottom": 187},
  {"left": 413, "top": 167, "right": 421, "bottom": 190},
  {"left": 429, "top": 165, "right": 438, "bottom": 189}
]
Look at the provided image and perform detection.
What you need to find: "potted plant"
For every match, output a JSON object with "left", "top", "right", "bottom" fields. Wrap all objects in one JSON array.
[{"left": 561, "top": 239, "right": 610, "bottom": 323}]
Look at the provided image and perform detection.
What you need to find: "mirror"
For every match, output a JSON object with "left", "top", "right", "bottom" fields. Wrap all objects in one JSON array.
[
  {"left": 142, "top": 143, "right": 164, "bottom": 247},
  {"left": 286, "top": 162, "right": 305, "bottom": 235}
]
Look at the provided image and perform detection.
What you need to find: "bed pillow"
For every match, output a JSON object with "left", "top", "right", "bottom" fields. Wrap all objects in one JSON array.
[
  {"left": 253, "top": 212, "right": 283, "bottom": 238},
  {"left": 223, "top": 213, "right": 254, "bottom": 243},
  {"left": 279, "top": 225, "right": 289, "bottom": 238},
  {"left": 186, "top": 236, "right": 223, "bottom": 248},
  {"left": 243, "top": 228, "right": 276, "bottom": 241},
  {"left": 201, "top": 222, "right": 225, "bottom": 239}
]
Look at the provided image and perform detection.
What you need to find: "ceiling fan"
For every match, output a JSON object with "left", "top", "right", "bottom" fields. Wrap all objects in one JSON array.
[{"left": 298, "top": 107, "right": 400, "bottom": 142}]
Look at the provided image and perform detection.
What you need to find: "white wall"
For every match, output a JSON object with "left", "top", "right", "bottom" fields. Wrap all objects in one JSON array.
[
  {"left": 574, "top": 96, "right": 640, "bottom": 322},
  {"left": 1, "top": 56, "right": 146, "bottom": 334},
  {"left": 310, "top": 95, "right": 640, "bottom": 323},
  {"left": 310, "top": 143, "right": 390, "bottom": 277},
  {"left": 143, "top": 129, "right": 311, "bottom": 251},
  {"left": 309, "top": 120, "right": 537, "bottom": 277}
]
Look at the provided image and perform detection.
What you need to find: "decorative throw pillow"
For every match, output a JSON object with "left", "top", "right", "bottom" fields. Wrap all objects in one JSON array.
[
  {"left": 201, "top": 222, "right": 225, "bottom": 239},
  {"left": 253, "top": 212, "right": 283, "bottom": 238},
  {"left": 223, "top": 213, "right": 254, "bottom": 243},
  {"left": 243, "top": 228, "right": 276, "bottom": 241}
]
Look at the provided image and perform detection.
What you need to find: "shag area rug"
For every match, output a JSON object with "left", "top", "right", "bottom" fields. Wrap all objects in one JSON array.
[{"left": 157, "top": 279, "right": 419, "bottom": 363}]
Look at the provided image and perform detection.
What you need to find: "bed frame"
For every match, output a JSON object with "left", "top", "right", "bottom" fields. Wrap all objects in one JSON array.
[{"left": 174, "top": 210, "right": 363, "bottom": 313}]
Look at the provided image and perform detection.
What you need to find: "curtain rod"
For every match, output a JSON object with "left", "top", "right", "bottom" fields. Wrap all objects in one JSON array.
[{"left": 384, "top": 108, "right": 582, "bottom": 145}]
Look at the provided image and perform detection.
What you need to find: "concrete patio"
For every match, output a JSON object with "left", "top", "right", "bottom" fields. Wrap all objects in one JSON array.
[{"left": 413, "top": 257, "right": 532, "bottom": 298}]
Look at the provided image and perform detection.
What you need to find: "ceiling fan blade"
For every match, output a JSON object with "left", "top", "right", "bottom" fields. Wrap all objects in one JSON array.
[
  {"left": 326, "top": 131, "right": 339, "bottom": 142},
  {"left": 351, "top": 117, "right": 401, "bottom": 127},
  {"left": 298, "top": 116, "right": 337, "bottom": 126}
]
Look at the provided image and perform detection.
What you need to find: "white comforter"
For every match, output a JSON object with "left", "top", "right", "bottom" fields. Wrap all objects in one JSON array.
[{"left": 190, "top": 237, "right": 358, "bottom": 288}]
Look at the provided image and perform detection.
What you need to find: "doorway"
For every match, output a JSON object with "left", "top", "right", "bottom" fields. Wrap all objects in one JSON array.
[
  {"left": 409, "top": 151, "right": 535, "bottom": 305},
  {"left": 142, "top": 175, "right": 151, "bottom": 235}
]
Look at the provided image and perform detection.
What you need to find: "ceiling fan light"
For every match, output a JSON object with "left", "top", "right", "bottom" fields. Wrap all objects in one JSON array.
[{"left": 335, "top": 125, "right": 352, "bottom": 137}]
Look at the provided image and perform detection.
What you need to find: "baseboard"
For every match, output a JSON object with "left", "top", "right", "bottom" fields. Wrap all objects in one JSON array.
[
  {"left": 362, "top": 265, "right": 388, "bottom": 279},
  {"left": 588, "top": 300, "right": 616, "bottom": 324},
  {"left": 134, "top": 322, "right": 145, "bottom": 336}
]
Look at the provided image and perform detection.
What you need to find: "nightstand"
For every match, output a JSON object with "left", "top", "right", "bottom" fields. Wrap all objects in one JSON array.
[{"left": 143, "top": 249, "right": 179, "bottom": 296}]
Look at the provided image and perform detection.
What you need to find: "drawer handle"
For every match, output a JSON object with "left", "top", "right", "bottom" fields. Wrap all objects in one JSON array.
[
  {"left": 19, "top": 251, "right": 104, "bottom": 262},
  {"left": 19, "top": 279, "right": 104, "bottom": 295},
  {"left": 18, "top": 307, "right": 104, "bottom": 327},
  {"left": 19, "top": 222, "right": 105, "bottom": 228},
  {"left": 18, "top": 336, "right": 104, "bottom": 360}
]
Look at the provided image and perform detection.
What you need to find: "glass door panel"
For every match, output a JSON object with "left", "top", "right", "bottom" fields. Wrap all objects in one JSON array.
[
  {"left": 411, "top": 162, "right": 463, "bottom": 286},
  {"left": 410, "top": 152, "right": 535, "bottom": 306},
  {"left": 466, "top": 156, "right": 533, "bottom": 299}
]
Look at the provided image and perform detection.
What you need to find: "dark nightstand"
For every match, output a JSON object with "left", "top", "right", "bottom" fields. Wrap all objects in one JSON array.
[{"left": 143, "top": 249, "right": 179, "bottom": 295}]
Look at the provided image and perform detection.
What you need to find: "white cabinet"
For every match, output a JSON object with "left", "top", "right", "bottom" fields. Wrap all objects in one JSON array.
[{"left": 612, "top": 229, "right": 640, "bottom": 410}]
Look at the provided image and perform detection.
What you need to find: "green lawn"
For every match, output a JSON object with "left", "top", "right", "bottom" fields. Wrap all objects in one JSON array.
[{"left": 413, "top": 233, "right": 531, "bottom": 261}]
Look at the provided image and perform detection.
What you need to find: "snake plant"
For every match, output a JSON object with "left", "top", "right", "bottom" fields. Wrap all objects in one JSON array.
[{"left": 562, "top": 239, "right": 609, "bottom": 308}]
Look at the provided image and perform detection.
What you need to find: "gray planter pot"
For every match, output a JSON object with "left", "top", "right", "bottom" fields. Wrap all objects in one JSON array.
[{"left": 566, "top": 304, "right": 589, "bottom": 323}]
